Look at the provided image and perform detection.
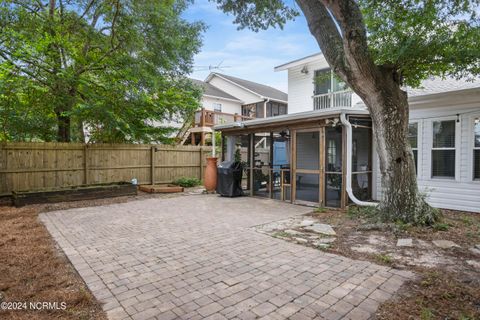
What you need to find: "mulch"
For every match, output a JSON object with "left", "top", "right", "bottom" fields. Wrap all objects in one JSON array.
[{"left": 0, "top": 205, "right": 107, "bottom": 319}]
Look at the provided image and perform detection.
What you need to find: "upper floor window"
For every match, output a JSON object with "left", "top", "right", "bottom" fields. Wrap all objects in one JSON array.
[
  {"left": 313, "top": 69, "right": 348, "bottom": 95},
  {"left": 213, "top": 103, "right": 222, "bottom": 112},
  {"left": 474, "top": 117, "right": 480, "bottom": 180},
  {"left": 408, "top": 123, "right": 418, "bottom": 173},
  {"left": 432, "top": 120, "right": 455, "bottom": 178}
]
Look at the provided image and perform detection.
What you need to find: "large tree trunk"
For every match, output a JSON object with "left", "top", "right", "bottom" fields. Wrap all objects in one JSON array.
[
  {"left": 56, "top": 110, "right": 71, "bottom": 142},
  {"left": 366, "top": 78, "right": 437, "bottom": 224},
  {"left": 297, "top": 0, "right": 439, "bottom": 224}
]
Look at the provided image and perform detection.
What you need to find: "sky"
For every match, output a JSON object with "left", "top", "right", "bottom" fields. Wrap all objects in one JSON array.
[{"left": 182, "top": 0, "right": 320, "bottom": 92}]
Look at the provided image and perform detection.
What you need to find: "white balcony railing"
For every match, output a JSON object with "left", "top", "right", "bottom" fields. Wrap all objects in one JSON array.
[{"left": 313, "top": 90, "right": 352, "bottom": 110}]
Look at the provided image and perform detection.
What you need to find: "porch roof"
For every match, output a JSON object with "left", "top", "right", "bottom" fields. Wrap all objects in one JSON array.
[{"left": 214, "top": 107, "right": 369, "bottom": 132}]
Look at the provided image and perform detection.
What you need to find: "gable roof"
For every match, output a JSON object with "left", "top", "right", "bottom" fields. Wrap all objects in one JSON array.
[
  {"left": 274, "top": 52, "right": 325, "bottom": 71},
  {"left": 206, "top": 73, "right": 288, "bottom": 102},
  {"left": 190, "top": 78, "right": 242, "bottom": 101},
  {"left": 407, "top": 77, "right": 480, "bottom": 97}
]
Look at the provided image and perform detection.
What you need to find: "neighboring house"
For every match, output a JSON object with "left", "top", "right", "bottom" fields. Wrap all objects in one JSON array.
[
  {"left": 215, "top": 53, "right": 480, "bottom": 213},
  {"left": 180, "top": 73, "right": 288, "bottom": 145}
]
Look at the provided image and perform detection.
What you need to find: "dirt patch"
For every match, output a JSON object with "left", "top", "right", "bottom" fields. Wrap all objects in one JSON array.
[
  {"left": 0, "top": 205, "right": 106, "bottom": 319},
  {"left": 256, "top": 208, "right": 480, "bottom": 319}
]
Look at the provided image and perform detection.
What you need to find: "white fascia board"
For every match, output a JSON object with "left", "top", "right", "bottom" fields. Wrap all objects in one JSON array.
[
  {"left": 206, "top": 73, "right": 264, "bottom": 99},
  {"left": 274, "top": 52, "right": 325, "bottom": 72},
  {"left": 203, "top": 94, "right": 244, "bottom": 104}
]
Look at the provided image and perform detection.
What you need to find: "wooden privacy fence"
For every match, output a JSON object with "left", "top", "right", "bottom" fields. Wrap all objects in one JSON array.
[{"left": 0, "top": 142, "right": 212, "bottom": 195}]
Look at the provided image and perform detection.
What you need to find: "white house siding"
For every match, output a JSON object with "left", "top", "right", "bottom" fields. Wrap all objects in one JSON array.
[
  {"left": 208, "top": 76, "right": 262, "bottom": 104},
  {"left": 286, "top": 59, "right": 363, "bottom": 114},
  {"left": 287, "top": 59, "right": 329, "bottom": 114},
  {"left": 373, "top": 90, "right": 480, "bottom": 213},
  {"left": 201, "top": 96, "right": 242, "bottom": 115}
]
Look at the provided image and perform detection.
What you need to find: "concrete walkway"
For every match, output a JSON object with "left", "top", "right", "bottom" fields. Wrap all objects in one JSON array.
[{"left": 41, "top": 195, "right": 412, "bottom": 320}]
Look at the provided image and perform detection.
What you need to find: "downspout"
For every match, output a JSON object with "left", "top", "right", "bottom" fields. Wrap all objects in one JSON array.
[
  {"left": 340, "top": 112, "right": 378, "bottom": 207},
  {"left": 263, "top": 98, "right": 270, "bottom": 118}
]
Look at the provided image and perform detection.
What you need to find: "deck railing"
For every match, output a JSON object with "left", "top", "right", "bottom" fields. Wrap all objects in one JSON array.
[
  {"left": 313, "top": 90, "right": 353, "bottom": 110},
  {"left": 194, "top": 109, "right": 253, "bottom": 127}
]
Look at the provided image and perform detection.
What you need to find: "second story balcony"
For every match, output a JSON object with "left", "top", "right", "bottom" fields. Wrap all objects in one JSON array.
[
  {"left": 194, "top": 108, "right": 253, "bottom": 128},
  {"left": 313, "top": 90, "right": 353, "bottom": 110}
]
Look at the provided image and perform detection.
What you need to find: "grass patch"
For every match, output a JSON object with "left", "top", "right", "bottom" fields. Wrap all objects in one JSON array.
[
  {"left": 461, "top": 216, "right": 474, "bottom": 226},
  {"left": 347, "top": 205, "right": 377, "bottom": 219},
  {"left": 375, "top": 253, "right": 393, "bottom": 265},
  {"left": 420, "top": 307, "right": 434, "bottom": 320},
  {"left": 433, "top": 222, "right": 450, "bottom": 231},
  {"left": 272, "top": 231, "right": 291, "bottom": 238},
  {"left": 395, "top": 220, "right": 413, "bottom": 231},
  {"left": 314, "top": 207, "right": 327, "bottom": 213}
]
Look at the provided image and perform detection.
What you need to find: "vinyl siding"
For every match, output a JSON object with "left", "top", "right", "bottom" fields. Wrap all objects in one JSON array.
[
  {"left": 201, "top": 96, "right": 242, "bottom": 115},
  {"left": 286, "top": 58, "right": 362, "bottom": 114},
  {"left": 287, "top": 60, "right": 328, "bottom": 114}
]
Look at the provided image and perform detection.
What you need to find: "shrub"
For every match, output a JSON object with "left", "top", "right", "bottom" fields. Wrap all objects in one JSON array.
[{"left": 172, "top": 177, "right": 201, "bottom": 188}]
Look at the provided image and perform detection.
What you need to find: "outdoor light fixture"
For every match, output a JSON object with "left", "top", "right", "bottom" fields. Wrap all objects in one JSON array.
[{"left": 300, "top": 65, "right": 309, "bottom": 74}]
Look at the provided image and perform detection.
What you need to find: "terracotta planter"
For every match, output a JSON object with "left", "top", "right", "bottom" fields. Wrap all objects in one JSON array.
[{"left": 204, "top": 157, "right": 218, "bottom": 191}]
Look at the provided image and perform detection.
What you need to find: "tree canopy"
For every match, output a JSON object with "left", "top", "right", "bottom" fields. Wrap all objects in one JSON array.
[
  {"left": 212, "top": 0, "right": 480, "bottom": 87},
  {"left": 0, "top": 0, "right": 205, "bottom": 143}
]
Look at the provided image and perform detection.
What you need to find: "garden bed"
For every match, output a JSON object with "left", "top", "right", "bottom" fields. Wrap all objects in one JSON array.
[
  {"left": 138, "top": 184, "right": 184, "bottom": 193},
  {"left": 12, "top": 182, "right": 137, "bottom": 207}
]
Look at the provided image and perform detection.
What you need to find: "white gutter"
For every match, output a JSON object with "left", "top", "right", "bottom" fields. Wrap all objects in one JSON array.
[
  {"left": 214, "top": 107, "right": 368, "bottom": 130},
  {"left": 340, "top": 112, "right": 378, "bottom": 207}
]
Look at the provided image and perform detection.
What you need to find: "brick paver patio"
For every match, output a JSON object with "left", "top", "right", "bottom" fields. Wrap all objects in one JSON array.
[{"left": 41, "top": 195, "right": 413, "bottom": 320}]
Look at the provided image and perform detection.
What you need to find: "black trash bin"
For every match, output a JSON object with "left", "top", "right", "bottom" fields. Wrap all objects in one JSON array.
[{"left": 216, "top": 161, "right": 244, "bottom": 197}]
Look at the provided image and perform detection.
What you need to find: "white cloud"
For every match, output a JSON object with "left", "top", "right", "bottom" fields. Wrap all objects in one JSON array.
[{"left": 186, "top": 1, "right": 319, "bottom": 92}]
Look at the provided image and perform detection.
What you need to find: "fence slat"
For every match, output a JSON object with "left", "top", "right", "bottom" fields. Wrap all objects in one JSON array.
[{"left": 0, "top": 142, "right": 211, "bottom": 195}]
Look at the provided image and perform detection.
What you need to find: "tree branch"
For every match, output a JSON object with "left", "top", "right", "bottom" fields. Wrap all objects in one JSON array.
[
  {"left": 80, "top": 0, "right": 96, "bottom": 20},
  {"left": 295, "top": 0, "right": 347, "bottom": 77},
  {"left": 0, "top": 51, "right": 50, "bottom": 87},
  {"left": 321, "top": 0, "right": 385, "bottom": 93}
]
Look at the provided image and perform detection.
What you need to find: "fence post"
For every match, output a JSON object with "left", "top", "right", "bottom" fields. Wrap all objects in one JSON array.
[
  {"left": 151, "top": 146, "right": 156, "bottom": 185},
  {"left": 199, "top": 147, "right": 204, "bottom": 181},
  {"left": 83, "top": 145, "right": 89, "bottom": 185}
]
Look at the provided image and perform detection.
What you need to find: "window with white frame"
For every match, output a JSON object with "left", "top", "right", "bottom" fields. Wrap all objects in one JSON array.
[
  {"left": 408, "top": 123, "right": 418, "bottom": 173},
  {"left": 432, "top": 120, "right": 456, "bottom": 178},
  {"left": 474, "top": 117, "right": 480, "bottom": 180},
  {"left": 213, "top": 103, "right": 222, "bottom": 112}
]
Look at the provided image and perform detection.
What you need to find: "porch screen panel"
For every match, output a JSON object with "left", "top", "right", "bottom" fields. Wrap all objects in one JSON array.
[
  {"left": 351, "top": 125, "right": 372, "bottom": 201},
  {"left": 295, "top": 173, "right": 319, "bottom": 203},
  {"left": 272, "top": 131, "right": 290, "bottom": 200},
  {"left": 296, "top": 132, "right": 319, "bottom": 170},
  {"left": 325, "top": 126, "right": 343, "bottom": 207},
  {"left": 253, "top": 133, "right": 271, "bottom": 197}
]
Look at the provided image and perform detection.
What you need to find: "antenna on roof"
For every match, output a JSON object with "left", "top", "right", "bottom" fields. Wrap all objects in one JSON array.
[{"left": 193, "top": 60, "right": 232, "bottom": 72}]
